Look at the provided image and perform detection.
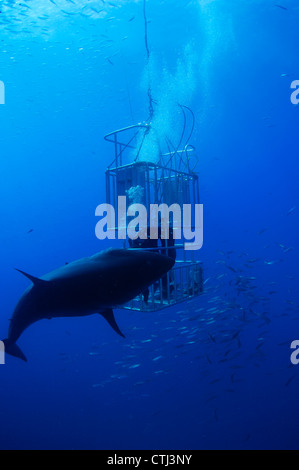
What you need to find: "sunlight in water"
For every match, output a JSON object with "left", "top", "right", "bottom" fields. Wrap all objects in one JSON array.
[{"left": 0, "top": 0, "right": 126, "bottom": 35}]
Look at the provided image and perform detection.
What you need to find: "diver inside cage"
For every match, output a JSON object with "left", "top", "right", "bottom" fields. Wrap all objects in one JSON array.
[
  {"left": 128, "top": 225, "right": 177, "bottom": 302},
  {"left": 126, "top": 185, "right": 177, "bottom": 302},
  {"left": 128, "top": 225, "right": 176, "bottom": 256}
]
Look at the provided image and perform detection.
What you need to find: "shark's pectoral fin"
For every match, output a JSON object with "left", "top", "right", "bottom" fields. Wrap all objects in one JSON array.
[
  {"left": 15, "top": 268, "right": 48, "bottom": 287},
  {"left": 99, "top": 309, "right": 125, "bottom": 338}
]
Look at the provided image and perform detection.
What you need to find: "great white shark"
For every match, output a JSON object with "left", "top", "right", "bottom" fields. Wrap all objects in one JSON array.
[{"left": 2, "top": 248, "right": 175, "bottom": 362}]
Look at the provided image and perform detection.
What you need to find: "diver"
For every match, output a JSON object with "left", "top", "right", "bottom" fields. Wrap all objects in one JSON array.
[
  {"left": 160, "top": 225, "right": 176, "bottom": 299},
  {"left": 128, "top": 224, "right": 177, "bottom": 302},
  {"left": 128, "top": 228, "right": 159, "bottom": 303}
]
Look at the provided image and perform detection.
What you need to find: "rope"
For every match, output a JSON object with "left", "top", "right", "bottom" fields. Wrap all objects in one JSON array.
[{"left": 143, "top": 0, "right": 155, "bottom": 122}]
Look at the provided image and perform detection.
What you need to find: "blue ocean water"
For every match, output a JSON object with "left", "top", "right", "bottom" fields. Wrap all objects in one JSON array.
[{"left": 0, "top": 0, "right": 298, "bottom": 450}]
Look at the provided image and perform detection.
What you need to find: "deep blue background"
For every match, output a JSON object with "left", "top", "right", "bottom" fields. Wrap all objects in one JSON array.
[{"left": 0, "top": 0, "right": 298, "bottom": 450}]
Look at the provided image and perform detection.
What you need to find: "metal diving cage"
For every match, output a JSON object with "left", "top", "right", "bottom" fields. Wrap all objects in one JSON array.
[{"left": 104, "top": 109, "right": 203, "bottom": 312}]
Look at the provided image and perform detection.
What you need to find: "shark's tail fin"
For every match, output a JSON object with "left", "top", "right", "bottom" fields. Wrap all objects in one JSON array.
[{"left": 2, "top": 339, "right": 27, "bottom": 362}]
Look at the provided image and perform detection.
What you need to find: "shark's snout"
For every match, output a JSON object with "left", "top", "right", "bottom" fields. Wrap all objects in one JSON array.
[{"left": 140, "top": 252, "right": 175, "bottom": 282}]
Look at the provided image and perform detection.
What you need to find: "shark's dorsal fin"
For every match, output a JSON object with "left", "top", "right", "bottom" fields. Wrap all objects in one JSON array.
[
  {"left": 99, "top": 309, "right": 125, "bottom": 338},
  {"left": 15, "top": 268, "right": 48, "bottom": 286}
]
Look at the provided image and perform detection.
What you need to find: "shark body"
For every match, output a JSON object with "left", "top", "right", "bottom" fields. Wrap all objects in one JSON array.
[{"left": 2, "top": 248, "right": 175, "bottom": 361}]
